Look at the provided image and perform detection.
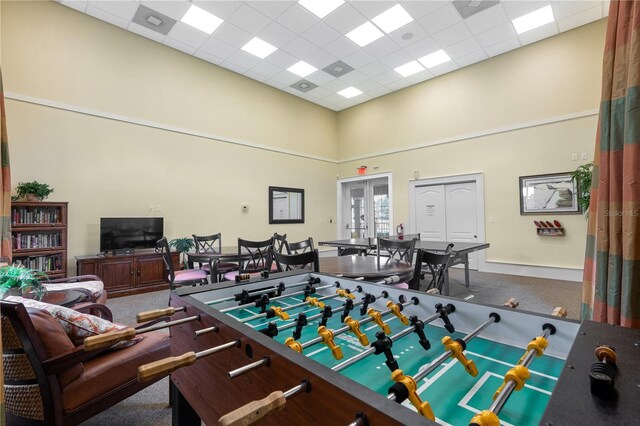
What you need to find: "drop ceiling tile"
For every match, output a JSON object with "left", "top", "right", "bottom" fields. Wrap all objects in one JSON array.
[
  {"left": 501, "top": 1, "right": 551, "bottom": 20},
  {"left": 350, "top": 1, "right": 397, "bottom": 20},
  {"left": 463, "top": 3, "right": 510, "bottom": 34},
  {"left": 227, "top": 4, "right": 272, "bottom": 35},
  {"left": 277, "top": 3, "right": 319, "bottom": 35},
  {"left": 558, "top": 6, "right": 603, "bottom": 32},
  {"left": 305, "top": 86, "right": 334, "bottom": 100},
  {"left": 324, "top": 36, "right": 360, "bottom": 59},
  {"left": 404, "top": 37, "right": 442, "bottom": 59},
  {"left": 417, "top": 3, "right": 462, "bottom": 36},
  {"left": 192, "top": 1, "right": 240, "bottom": 21},
  {"left": 167, "top": 22, "right": 210, "bottom": 48},
  {"left": 373, "top": 70, "right": 404, "bottom": 86},
  {"left": 368, "top": 86, "right": 392, "bottom": 98},
  {"left": 58, "top": 1, "right": 87, "bottom": 13},
  {"left": 265, "top": 79, "right": 286, "bottom": 90},
  {"left": 214, "top": 22, "right": 253, "bottom": 49},
  {"left": 359, "top": 61, "right": 388, "bottom": 78},
  {"left": 198, "top": 37, "right": 236, "bottom": 60},
  {"left": 164, "top": 37, "right": 197, "bottom": 55},
  {"left": 363, "top": 37, "right": 402, "bottom": 58},
  {"left": 406, "top": 69, "right": 434, "bottom": 84},
  {"left": 475, "top": 22, "right": 517, "bottom": 49},
  {"left": 127, "top": 21, "right": 166, "bottom": 42},
  {"left": 141, "top": 1, "right": 190, "bottom": 22},
  {"left": 90, "top": 1, "right": 138, "bottom": 21},
  {"left": 305, "top": 71, "right": 336, "bottom": 86},
  {"left": 339, "top": 70, "right": 369, "bottom": 85},
  {"left": 342, "top": 49, "right": 376, "bottom": 69},
  {"left": 447, "top": 37, "right": 483, "bottom": 59},
  {"left": 518, "top": 22, "right": 558, "bottom": 46},
  {"left": 282, "top": 36, "right": 318, "bottom": 58},
  {"left": 250, "top": 60, "right": 283, "bottom": 79},
  {"left": 385, "top": 79, "right": 412, "bottom": 91},
  {"left": 379, "top": 49, "right": 413, "bottom": 68},
  {"left": 225, "top": 50, "right": 262, "bottom": 69},
  {"left": 246, "top": 1, "right": 292, "bottom": 20},
  {"left": 552, "top": 0, "right": 600, "bottom": 20},
  {"left": 221, "top": 61, "right": 250, "bottom": 75},
  {"left": 193, "top": 50, "right": 224, "bottom": 66},
  {"left": 432, "top": 22, "right": 472, "bottom": 48},
  {"left": 270, "top": 70, "right": 304, "bottom": 86},
  {"left": 265, "top": 49, "right": 298, "bottom": 68},
  {"left": 387, "top": 21, "right": 429, "bottom": 47},
  {"left": 324, "top": 4, "right": 367, "bottom": 34},
  {"left": 303, "top": 49, "right": 339, "bottom": 70},
  {"left": 244, "top": 70, "right": 270, "bottom": 82},
  {"left": 322, "top": 93, "right": 346, "bottom": 104},
  {"left": 86, "top": 5, "right": 129, "bottom": 28},
  {"left": 454, "top": 49, "right": 489, "bottom": 68},
  {"left": 429, "top": 60, "right": 459, "bottom": 76},
  {"left": 357, "top": 78, "right": 383, "bottom": 92},
  {"left": 302, "top": 21, "right": 342, "bottom": 48},
  {"left": 484, "top": 37, "right": 521, "bottom": 57},
  {"left": 258, "top": 22, "right": 297, "bottom": 47},
  {"left": 323, "top": 79, "right": 351, "bottom": 92},
  {"left": 401, "top": 1, "right": 448, "bottom": 19}
]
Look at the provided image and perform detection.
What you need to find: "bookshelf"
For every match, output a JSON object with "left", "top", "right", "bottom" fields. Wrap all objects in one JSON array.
[{"left": 11, "top": 201, "right": 68, "bottom": 278}]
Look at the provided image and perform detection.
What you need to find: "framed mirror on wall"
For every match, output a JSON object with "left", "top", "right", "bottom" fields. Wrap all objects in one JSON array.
[{"left": 269, "top": 186, "right": 304, "bottom": 224}]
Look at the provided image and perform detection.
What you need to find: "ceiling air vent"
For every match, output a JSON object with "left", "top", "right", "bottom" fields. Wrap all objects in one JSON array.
[
  {"left": 322, "top": 60, "right": 355, "bottom": 78},
  {"left": 132, "top": 4, "right": 176, "bottom": 35},
  {"left": 452, "top": 0, "right": 500, "bottom": 19},
  {"left": 290, "top": 80, "right": 318, "bottom": 93}
]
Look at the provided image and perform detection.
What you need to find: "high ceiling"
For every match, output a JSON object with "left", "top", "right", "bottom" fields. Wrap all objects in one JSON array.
[{"left": 55, "top": 0, "right": 609, "bottom": 111}]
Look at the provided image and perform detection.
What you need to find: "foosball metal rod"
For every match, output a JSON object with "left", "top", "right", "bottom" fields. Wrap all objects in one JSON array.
[
  {"left": 220, "top": 282, "right": 338, "bottom": 313},
  {"left": 218, "top": 379, "right": 311, "bottom": 426},
  {"left": 194, "top": 325, "right": 219, "bottom": 338},
  {"left": 333, "top": 304, "right": 451, "bottom": 373},
  {"left": 137, "top": 339, "right": 241, "bottom": 383},
  {"left": 84, "top": 315, "right": 201, "bottom": 351},
  {"left": 205, "top": 276, "right": 320, "bottom": 305},
  {"left": 228, "top": 356, "right": 270, "bottom": 379}
]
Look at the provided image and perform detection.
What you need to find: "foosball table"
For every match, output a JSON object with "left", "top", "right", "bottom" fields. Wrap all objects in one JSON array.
[{"left": 87, "top": 271, "right": 639, "bottom": 425}]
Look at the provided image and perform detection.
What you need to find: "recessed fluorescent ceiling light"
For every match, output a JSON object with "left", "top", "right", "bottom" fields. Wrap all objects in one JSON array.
[
  {"left": 418, "top": 49, "right": 451, "bottom": 68},
  {"left": 512, "top": 5, "right": 554, "bottom": 35},
  {"left": 287, "top": 61, "right": 318, "bottom": 78},
  {"left": 346, "top": 21, "right": 384, "bottom": 47},
  {"left": 372, "top": 4, "right": 414, "bottom": 34},
  {"left": 181, "top": 5, "right": 223, "bottom": 35},
  {"left": 241, "top": 37, "right": 278, "bottom": 59},
  {"left": 338, "top": 87, "right": 363, "bottom": 99},
  {"left": 298, "top": 0, "right": 345, "bottom": 19},
  {"left": 395, "top": 60, "right": 425, "bottom": 77}
]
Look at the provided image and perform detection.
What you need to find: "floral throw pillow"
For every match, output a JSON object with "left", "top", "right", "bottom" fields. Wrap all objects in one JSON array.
[{"left": 7, "top": 296, "right": 143, "bottom": 349}]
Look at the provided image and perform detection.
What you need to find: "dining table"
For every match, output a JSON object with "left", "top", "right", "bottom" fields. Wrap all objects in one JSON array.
[{"left": 318, "top": 255, "right": 414, "bottom": 283}]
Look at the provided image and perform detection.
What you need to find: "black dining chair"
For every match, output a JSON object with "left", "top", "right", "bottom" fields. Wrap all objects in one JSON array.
[
  {"left": 272, "top": 233, "right": 289, "bottom": 254},
  {"left": 223, "top": 237, "right": 275, "bottom": 281},
  {"left": 274, "top": 249, "right": 319, "bottom": 272},
  {"left": 287, "top": 237, "right": 314, "bottom": 254},
  {"left": 376, "top": 237, "right": 417, "bottom": 288},
  {"left": 157, "top": 237, "right": 208, "bottom": 289},
  {"left": 192, "top": 233, "right": 239, "bottom": 282},
  {"left": 408, "top": 244, "right": 455, "bottom": 293}
]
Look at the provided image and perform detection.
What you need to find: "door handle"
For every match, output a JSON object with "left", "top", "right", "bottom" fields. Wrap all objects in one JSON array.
[{"left": 474, "top": 235, "right": 477, "bottom": 238}]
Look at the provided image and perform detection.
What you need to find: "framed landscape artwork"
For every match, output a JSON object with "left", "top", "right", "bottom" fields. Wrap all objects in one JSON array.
[{"left": 519, "top": 172, "right": 580, "bottom": 215}]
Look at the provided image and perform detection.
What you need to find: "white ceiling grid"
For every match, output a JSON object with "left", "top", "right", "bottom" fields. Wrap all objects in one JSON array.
[{"left": 56, "top": 0, "right": 609, "bottom": 111}]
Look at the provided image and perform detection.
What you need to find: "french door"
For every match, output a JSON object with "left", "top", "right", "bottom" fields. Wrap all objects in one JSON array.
[{"left": 339, "top": 176, "right": 391, "bottom": 239}]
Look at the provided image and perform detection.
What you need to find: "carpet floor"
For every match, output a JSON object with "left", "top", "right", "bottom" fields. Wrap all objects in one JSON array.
[{"left": 81, "top": 269, "right": 582, "bottom": 425}]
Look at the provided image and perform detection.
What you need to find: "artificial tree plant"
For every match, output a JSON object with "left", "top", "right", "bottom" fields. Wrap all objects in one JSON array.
[
  {"left": 0, "top": 265, "right": 47, "bottom": 299},
  {"left": 571, "top": 162, "right": 594, "bottom": 217},
  {"left": 169, "top": 237, "right": 195, "bottom": 269}
]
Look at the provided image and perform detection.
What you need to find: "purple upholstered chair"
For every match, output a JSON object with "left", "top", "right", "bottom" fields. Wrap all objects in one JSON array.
[{"left": 157, "top": 237, "right": 208, "bottom": 289}]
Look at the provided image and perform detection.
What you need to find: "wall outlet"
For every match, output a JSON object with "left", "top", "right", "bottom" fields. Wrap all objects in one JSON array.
[
  {"left": 580, "top": 152, "right": 588, "bottom": 160},
  {"left": 571, "top": 153, "right": 578, "bottom": 161},
  {"left": 156, "top": 204, "right": 162, "bottom": 213}
]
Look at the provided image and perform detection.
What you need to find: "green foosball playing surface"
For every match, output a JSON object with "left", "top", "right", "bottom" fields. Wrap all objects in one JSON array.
[{"left": 227, "top": 295, "right": 564, "bottom": 426}]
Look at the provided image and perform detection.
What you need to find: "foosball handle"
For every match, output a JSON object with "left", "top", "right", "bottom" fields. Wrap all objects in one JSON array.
[
  {"left": 341, "top": 299, "right": 354, "bottom": 323},
  {"left": 502, "top": 298, "right": 519, "bottom": 309},
  {"left": 136, "top": 306, "right": 184, "bottom": 322},
  {"left": 409, "top": 316, "right": 430, "bottom": 351},
  {"left": 255, "top": 294, "right": 270, "bottom": 314},
  {"left": 84, "top": 327, "right": 136, "bottom": 351},
  {"left": 360, "top": 293, "right": 377, "bottom": 316},
  {"left": 344, "top": 316, "right": 369, "bottom": 346},
  {"left": 436, "top": 303, "right": 456, "bottom": 333},
  {"left": 372, "top": 331, "right": 398, "bottom": 372},
  {"left": 442, "top": 336, "right": 478, "bottom": 377},
  {"left": 320, "top": 306, "right": 333, "bottom": 327},
  {"left": 137, "top": 352, "right": 197, "bottom": 383},
  {"left": 292, "top": 313, "right": 308, "bottom": 340},
  {"left": 590, "top": 344, "right": 617, "bottom": 398},
  {"left": 218, "top": 390, "right": 286, "bottom": 426},
  {"left": 386, "top": 301, "right": 409, "bottom": 326},
  {"left": 366, "top": 308, "right": 391, "bottom": 334},
  {"left": 552, "top": 306, "right": 567, "bottom": 317}
]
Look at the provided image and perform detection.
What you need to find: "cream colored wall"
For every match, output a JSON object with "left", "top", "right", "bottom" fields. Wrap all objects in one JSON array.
[
  {"left": 337, "top": 20, "right": 606, "bottom": 271},
  {"left": 2, "top": 1, "right": 338, "bottom": 273}
]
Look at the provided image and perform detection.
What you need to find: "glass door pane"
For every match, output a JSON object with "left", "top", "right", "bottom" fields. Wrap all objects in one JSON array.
[
  {"left": 347, "top": 185, "right": 367, "bottom": 239},
  {"left": 372, "top": 182, "right": 389, "bottom": 237}
]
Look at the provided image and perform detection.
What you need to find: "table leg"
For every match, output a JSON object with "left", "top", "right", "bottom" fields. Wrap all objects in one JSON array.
[
  {"left": 443, "top": 269, "right": 450, "bottom": 296},
  {"left": 171, "top": 381, "right": 200, "bottom": 426},
  {"left": 463, "top": 255, "right": 470, "bottom": 288}
]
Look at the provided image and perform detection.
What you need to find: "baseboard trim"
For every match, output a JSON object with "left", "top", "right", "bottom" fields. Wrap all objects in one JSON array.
[{"left": 480, "top": 261, "right": 584, "bottom": 282}]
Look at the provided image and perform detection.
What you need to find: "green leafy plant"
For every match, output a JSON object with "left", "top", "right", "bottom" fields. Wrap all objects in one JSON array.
[
  {"left": 0, "top": 265, "right": 47, "bottom": 299},
  {"left": 169, "top": 237, "right": 195, "bottom": 269},
  {"left": 15, "top": 181, "right": 54, "bottom": 201},
  {"left": 571, "top": 162, "right": 594, "bottom": 218}
]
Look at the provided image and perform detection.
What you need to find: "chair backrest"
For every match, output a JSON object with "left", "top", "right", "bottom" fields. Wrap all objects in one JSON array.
[
  {"left": 287, "top": 237, "right": 314, "bottom": 254},
  {"left": 408, "top": 245, "right": 455, "bottom": 291},
  {"left": 274, "top": 249, "right": 320, "bottom": 272},
  {"left": 238, "top": 237, "right": 275, "bottom": 274},
  {"left": 377, "top": 237, "right": 417, "bottom": 265},
  {"left": 192, "top": 233, "right": 222, "bottom": 253},
  {"left": 156, "top": 237, "right": 176, "bottom": 286},
  {"left": 272, "top": 233, "right": 289, "bottom": 254}
]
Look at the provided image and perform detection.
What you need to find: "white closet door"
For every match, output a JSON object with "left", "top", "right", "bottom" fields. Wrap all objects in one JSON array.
[
  {"left": 415, "top": 185, "right": 446, "bottom": 241},
  {"left": 445, "top": 182, "right": 478, "bottom": 269}
]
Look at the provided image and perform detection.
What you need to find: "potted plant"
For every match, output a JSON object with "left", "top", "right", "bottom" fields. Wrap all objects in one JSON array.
[
  {"left": 571, "top": 162, "right": 594, "bottom": 217},
  {"left": 0, "top": 265, "right": 47, "bottom": 299},
  {"left": 14, "top": 181, "right": 54, "bottom": 201},
  {"left": 169, "top": 237, "right": 195, "bottom": 269}
]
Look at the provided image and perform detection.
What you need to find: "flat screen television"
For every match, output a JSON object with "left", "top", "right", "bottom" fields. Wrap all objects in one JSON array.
[{"left": 100, "top": 217, "right": 164, "bottom": 254}]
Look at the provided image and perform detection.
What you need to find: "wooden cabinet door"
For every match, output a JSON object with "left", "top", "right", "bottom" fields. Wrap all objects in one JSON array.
[
  {"left": 136, "top": 256, "right": 167, "bottom": 287},
  {"left": 99, "top": 259, "right": 135, "bottom": 291}
]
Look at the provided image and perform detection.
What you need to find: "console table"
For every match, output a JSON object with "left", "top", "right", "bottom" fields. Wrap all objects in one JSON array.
[{"left": 76, "top": 250, "right": 179, "bottom": 297}]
